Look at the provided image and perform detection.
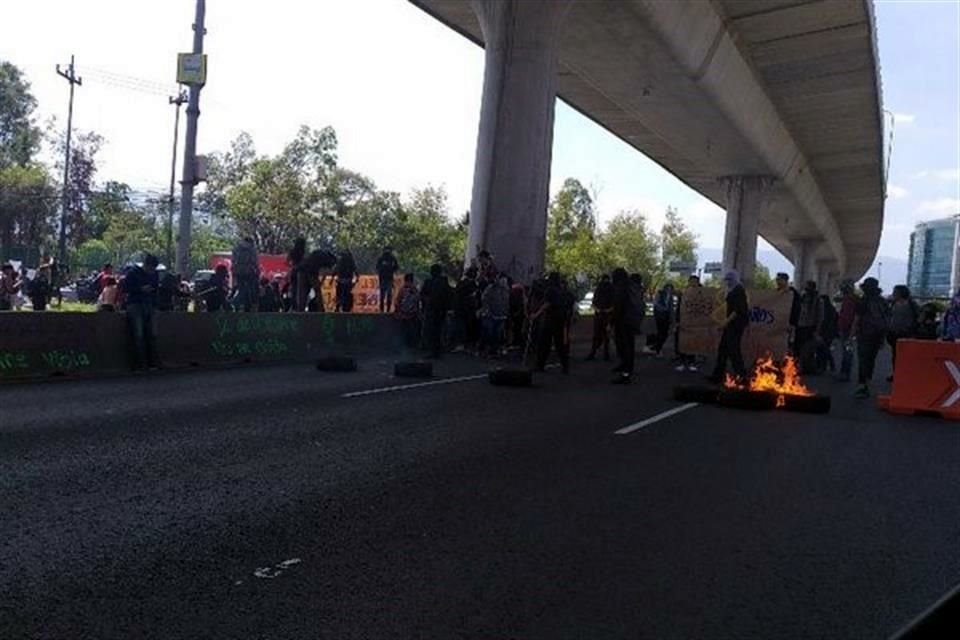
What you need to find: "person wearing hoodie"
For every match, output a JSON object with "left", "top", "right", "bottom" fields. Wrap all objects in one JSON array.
[
  {"left": 851, "top": 277, "right": 889, "bottom": 398},
  {"left": 708, "top": 270, "right": 750, "bottom": 384}
]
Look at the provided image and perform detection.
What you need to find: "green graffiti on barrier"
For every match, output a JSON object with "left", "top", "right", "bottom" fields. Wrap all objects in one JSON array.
[
  {"left": 210, "top": 337, "right": 290, "bottom": 358},
  {"left": 0, "top": 349, "right": 92, "bottom": 374},
  {"left": 216, "top": 315, "right": 301, "bottom": 338},
  {"left": 0, "top": 351, "right": 30, "bottom": 371}
]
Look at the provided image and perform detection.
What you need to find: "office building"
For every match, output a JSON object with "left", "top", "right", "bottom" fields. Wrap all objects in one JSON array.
[{"left": 907, "top": 216, "right": 960, "bottom": 298}]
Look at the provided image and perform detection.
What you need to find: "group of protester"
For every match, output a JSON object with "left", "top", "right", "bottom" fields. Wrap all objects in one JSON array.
[
  {"left": 589, "top": 265, "right": 956, "bottom": 399},
  {"left": 0, "top": 257, "right": 69, "bottom": 311}
]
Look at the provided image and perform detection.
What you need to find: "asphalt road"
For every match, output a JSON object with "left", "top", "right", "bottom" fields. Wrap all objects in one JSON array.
[{"left": 2, "top": 347, "right": 959, "bottom": 639}]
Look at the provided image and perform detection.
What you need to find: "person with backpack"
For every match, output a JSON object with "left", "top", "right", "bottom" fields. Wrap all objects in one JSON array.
[
  {"left": 886, "top": 284, "right": 918, "bottom": 380},
  {"left": 532, "top": 272, "right": 571, "bottom": 374},
  {"left": 421, "top": 264, "right": 452, "bottom": 358},
  {"left": 231, "top": 237, "right": 260, "bottom": 312},
  {"left": 376, "top": 246, "right": 400, "bottom": 313},
  {"left": 851, "top": 277, "right": 888, "bottom": 398},
  {"left": 708, "top": 270, "right": 750, "bottom": 385},
  {"left": 395, "top": 273, "right": 422, "bottom": 350}
]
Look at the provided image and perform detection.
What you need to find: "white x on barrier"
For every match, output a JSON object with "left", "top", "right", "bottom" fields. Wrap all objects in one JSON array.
[{"left": 942, "top": 361, "right": 960, "bottom": 408}]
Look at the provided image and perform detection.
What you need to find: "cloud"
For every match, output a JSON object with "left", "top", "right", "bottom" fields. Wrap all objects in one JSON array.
[
  {"left": 887, "top": 184, "right": 909, "bottom": 199},
  {"left": 933, "top": 169, "right": 960, "bottom": 182},
  {"left": 892, "top": 112, "right": 916, "bottom": 125},
  {"left": 913, "top": 169, "right": 960, "bottom": 182},
  {"left": 917, "top": 198, "right": 960, "bottom": 214}
]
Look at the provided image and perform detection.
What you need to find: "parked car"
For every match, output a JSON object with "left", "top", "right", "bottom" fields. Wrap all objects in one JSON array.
[{"left": 578, "top": 292, "right": 594, "bottom": 315}]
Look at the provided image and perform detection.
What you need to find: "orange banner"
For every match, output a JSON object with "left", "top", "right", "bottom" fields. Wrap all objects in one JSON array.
[{"left": 319, "top": 274, "right": 403, "bottom": 313}]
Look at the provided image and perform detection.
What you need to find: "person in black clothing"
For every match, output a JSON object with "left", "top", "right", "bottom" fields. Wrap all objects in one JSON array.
[
  {"left": 587, "top": 274, "right": 614, "bottom": 361},
  {"left": 258, "top": 277, "right": 280, "bottom": 312},
  {"left": 452, "top": 266, "right": 480, "bottom": 351},
  {"left": 287, "top": 237, "right": 308, "bottom": 312},
  {"left": 376, "top": 247, "right": 399, "bottom": 313},
  {"left": 203, "top": 265, "right": 230, "bottom": 312},
  {"left": 708, "top": 270, "right": 750, "bottom": 384},
  {"left": 507, "top": 279, "right": 526, "bottom": 349},
  {"left": 776, "top": 272, "right": 800, "bottom": 350},
  {"left": 610, "top": 268, "right": 643, "bottom": 383},
  {"left": 335, "top": 250, "right": 358, "bottom": 312},
  {"left": 122, "top": 254, "right": 160, "bottom": 370},
  {"left": 852, "top": 277, "right": 888, "bottom": 398},
  {"left": 421, "top": 264, "right": 452, "bottom": 358},
  {"left": 533, "top": 272, "right": 570, "bottom": 373}
]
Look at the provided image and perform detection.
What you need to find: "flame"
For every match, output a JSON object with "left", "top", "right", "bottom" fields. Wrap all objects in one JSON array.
[{"left": 723, "top": 354, "right": 814, "bottom": 399}]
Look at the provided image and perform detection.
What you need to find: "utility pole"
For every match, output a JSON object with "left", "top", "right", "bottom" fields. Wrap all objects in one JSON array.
[
  {"left": 55, "top": 55, "right": 82, "bottom": 265},
  {"left": 167, "top": 88, "right": 188, "bottom": 267},
  {"left": 176, "top": 0, "right": 206, "bottom": 276}
]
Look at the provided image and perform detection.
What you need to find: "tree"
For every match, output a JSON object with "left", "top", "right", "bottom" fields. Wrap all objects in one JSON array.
[
  {"left": 0, "top": 61, "right": 41, "bottom": 168},
  {"left": 596, "top": 210, "right": 660, "bottom": 278},
  {"left": 545, "top": 178, "right": 600, "bottom": 279},
  {"left": 51, "top": 128, "right": 103, "bottom": 246},
  {"left": 753, "top": 262, "right": 775, "bottom": 290},
  {"left": 211, "top": 126, "right": 340, "bottom": 254},
  {"left": 660, "top": 206, "right": 698, "bottom": 268},
  {"left": 0, "top": 163, "right": 56, "bottom": 260}
]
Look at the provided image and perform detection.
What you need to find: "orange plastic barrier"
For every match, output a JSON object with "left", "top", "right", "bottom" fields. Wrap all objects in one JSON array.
[{"left": 879, "top": 339, "right": 960, "bottom": 420}]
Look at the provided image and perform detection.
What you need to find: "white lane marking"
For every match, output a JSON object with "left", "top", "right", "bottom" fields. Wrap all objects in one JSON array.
[
  {"left": 253, "top": 557, "right": 303, "bottom": 579},
  {"left": 615, "top": 403, "right": 699, "bottom": 435},
  {"left": 341, "top": 374, "right": 488, "bottom": 398}
]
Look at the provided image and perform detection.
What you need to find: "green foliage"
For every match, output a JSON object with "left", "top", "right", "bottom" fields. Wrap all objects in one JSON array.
[
  {"left": 597, "top": 210, "right": 661, "bottom": 279},
  {"left": 753, "top": 263, "right": 776, "bottom": 290},
  {"left": 207, "top": 128, "right": 465, "bottom": 278},
  {"left": 0, "top": 61, "right": 41, "bottom": 168},
  {"left": 660, "top": 206, "right": 697, "bottom": 267},
  {"left": 0, "top": 163, "right": 56, "bottom": 259},
  {"left": 72, "top": 239, "right": 112, "bottom": 271}
]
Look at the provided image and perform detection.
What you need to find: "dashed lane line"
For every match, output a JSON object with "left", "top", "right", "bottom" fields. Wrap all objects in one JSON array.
[
  {"left": 341, "top": 374, "right": 489, "bottom": 398},
  {"left": 614, "top": 403, "right": 700, "bottom": 435}
]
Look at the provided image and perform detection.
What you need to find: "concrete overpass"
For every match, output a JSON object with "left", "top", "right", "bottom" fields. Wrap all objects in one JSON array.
[{"left": 410, "top": 0, "right": 885, "bottom": 287}]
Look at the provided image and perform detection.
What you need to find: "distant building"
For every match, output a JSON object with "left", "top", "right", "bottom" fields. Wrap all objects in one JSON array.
[{"left": 907, "top": 216, "right": 960, "bottom": 298}]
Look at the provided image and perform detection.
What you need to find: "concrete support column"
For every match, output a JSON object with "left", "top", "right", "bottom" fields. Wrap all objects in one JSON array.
[
  {"left": 721, "top": 176, "right": 774, "bottom": 286},
  {"left": 792, "top": 239, "right": 812, "bottom": 286},
  {"left": 815, "top": 262, "right": 835, "bottom": 294},
  {"left": 467, "top": 0, "right": 573, "bottom": 282}
]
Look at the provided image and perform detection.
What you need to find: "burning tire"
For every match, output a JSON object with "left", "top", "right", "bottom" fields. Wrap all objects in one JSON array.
[
  {"left": 780, "top": 393, "right": 831, "bottom": 414},
  {"left": 673, "top": 385, "right": 720, "bottom": 405},
  {"left": 717, "top": 388, "right": 778, "bottom": 411}
]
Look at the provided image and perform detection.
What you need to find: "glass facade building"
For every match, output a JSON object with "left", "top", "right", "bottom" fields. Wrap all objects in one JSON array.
[{"left": 907, "top": 216, "right": 960, "bottom": 298}]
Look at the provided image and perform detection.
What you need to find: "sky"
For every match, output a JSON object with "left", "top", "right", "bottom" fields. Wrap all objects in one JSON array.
[{"left": 1, "top": 0, "right": 958, "bottom": 283}]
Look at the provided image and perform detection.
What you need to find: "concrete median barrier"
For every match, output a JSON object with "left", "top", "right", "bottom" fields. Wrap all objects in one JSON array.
[{"left": 0, "top": 312, "right": 404, "bottom": 383}]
